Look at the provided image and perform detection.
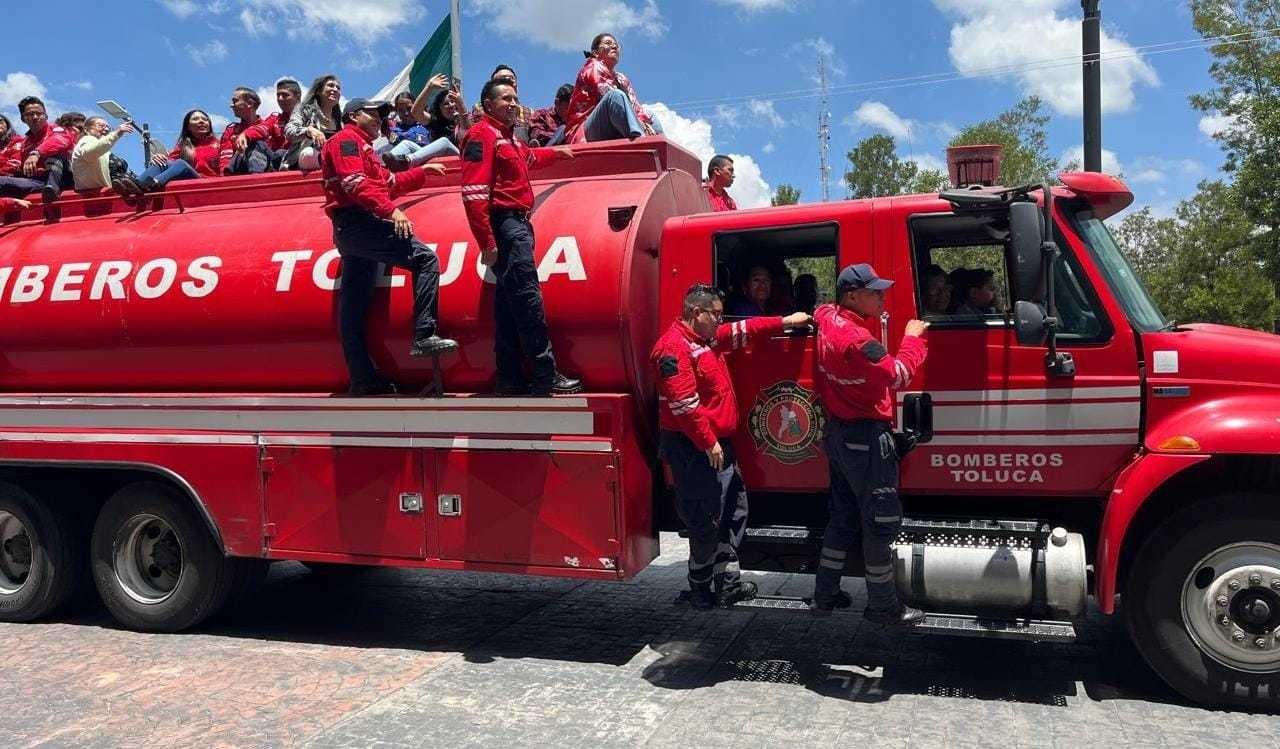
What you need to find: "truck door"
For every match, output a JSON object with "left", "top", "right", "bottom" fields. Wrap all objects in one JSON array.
[{"left": 885, "top": 206, "right": 1142, "bottom": 495}]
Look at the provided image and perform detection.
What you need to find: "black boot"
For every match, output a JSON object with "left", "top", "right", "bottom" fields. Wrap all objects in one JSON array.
[
  {"left": 532, "top": 373, "right": 582, "bottom": 396},
  {"left": 864, "top": 603, "right": 926, "bottom": 626},
  {"left": 409, "top": 335, "right": 459, "bottom": 358},
  {"left": 494, "top": 379, "right": 529, "bottom": 397},
  {"left": 810, "top": 588, "right": 854, "bottom": 616},
  {"left": 347, "top": 379, "right": 399, "bottom": 396},
  {"left": 715, "top": 580, "right": 757, "bottom": 607},
  {"left": 381, "top": 152, "right": 411, "bottom": 172},
  {"left": 688, "top": 583, "right": 715, "bottom": 610}
]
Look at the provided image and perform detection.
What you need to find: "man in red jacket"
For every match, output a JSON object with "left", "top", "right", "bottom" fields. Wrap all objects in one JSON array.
[
  {"left": 219, "top": 87, "right": 271, "bottom": 175},
  {"left": 241, "top": 78, "right": 301, "bottom": 170},
  {"left": 651, "top": 283, "right": 811, "bottom": 608},
  {"left": 705, "top": 155, "right": 737, "bottom": 212},
  {"left": 461, "top": 80, "right": 580, "bottom": 396},
  {"left": 322, "top": 98, "right": 455, "bottom": 396},
  {"left": 811, "top": 263, "right": 928, "bottom": 624},
  {"left": 0, "top": 97, "right": 77, "bottom": 202}
]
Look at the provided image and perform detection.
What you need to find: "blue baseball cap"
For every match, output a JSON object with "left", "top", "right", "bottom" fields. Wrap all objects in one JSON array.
[{"left": 836, "top": 263, "right": 894, "bottom": 296}]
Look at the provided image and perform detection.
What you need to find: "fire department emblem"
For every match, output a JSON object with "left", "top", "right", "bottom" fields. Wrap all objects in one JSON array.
[{"left": 748, "top": 381, "right": 824, "bottom": 465}]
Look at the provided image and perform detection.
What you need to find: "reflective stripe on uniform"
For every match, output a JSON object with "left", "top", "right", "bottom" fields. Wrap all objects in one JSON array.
[
  {"left": 843, "top": 442, "right": 870, "bottom": 452},
  {"left": 668, "top": 395, "right": 700, "bottom": 415},
  {"left": 874, "top": 515, "right": 901, "bottom": 524},
  {"left": 820, "top": 558, "right": 845, "bottom": 569},
  {"left": 818, "top": 363, "right": 867, "bottom": 387},
  {"left": 893, "top": 360, "right": 910, "bottom": 389},
  {"left": 865, "top": 561, "right": 894, "bottom": 583}
]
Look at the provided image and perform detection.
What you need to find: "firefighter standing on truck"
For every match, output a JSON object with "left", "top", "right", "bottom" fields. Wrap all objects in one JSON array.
[
  {"left": 321, "top": 98, "right": 457, "bottom": 396},
  {"left": 461, "top": 80, "right": 582, "bottom": 396},
  {"left": 651, "top": 283, "right": 811, "bottom": 609},
  {"left": 811, "top": 263, "right": 928, "bottom": 624}
]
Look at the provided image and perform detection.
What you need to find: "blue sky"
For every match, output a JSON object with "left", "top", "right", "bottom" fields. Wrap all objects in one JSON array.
[{"left": 0, "top": 0, "right": 1228, "bottom": 217}]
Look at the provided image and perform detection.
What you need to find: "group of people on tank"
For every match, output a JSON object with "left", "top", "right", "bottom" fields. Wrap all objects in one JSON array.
[{"left": 0, "top": 32, "right": 665, "bottom": 210}]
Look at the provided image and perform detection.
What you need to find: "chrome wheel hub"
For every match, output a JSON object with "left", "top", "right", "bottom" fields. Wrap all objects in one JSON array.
[
  {"left": 1182, "top": 542, "right": 1280, "bottom": 673},
  {"left": 0, "top": 510, "right": 32, "bottom": 595},
  {"left": 114, "top": 514, "right": 183, "bottom": 605}
]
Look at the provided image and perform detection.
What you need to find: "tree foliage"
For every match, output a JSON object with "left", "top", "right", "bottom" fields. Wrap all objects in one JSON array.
[
  {"left": 842, "top": 134, "right": 951, "bottom": 198},
  {"left": 771, "top": 184, "right": 801, "bottom": 206},
  {"left": 949, "top": 96, "right": 1059, "bottom": 185}
]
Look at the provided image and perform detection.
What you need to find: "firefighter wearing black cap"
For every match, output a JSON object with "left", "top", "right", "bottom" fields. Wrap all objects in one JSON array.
[
  {"left": 321, "top": 97, "right": 457, "bottom": 396},
  {"left": 811, "top": 263, "right": 929, "bottom": 624}
]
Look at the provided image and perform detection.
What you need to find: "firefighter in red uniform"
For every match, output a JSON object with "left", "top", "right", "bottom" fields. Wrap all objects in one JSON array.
[
  {"left": 461, "top": 80, "right": 581, "bottom": 396},
  {"left": 321, "top": 98, "right": 456, "bottom": 396},
  {"left": 705, "top": 155, "right": 737, "bottom": 212},
  {"left": 651, "top": 283, "right": 811, "bottom": 608},
  {"left": 811, "top": 263, "right": 928, "bottom": 624}
]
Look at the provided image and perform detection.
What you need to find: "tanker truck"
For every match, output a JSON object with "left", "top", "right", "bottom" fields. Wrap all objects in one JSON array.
[{"left": 1, "top": 137, "right": 1278, "bottom": 709}]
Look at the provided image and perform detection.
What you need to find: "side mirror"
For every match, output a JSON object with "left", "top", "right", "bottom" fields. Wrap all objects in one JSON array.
[
  {"left": 1009, "top": 201, "right": 1045, "bottom": 302},
  {"left": 901, "top": 392, "right": 934, "bottom": 444},
  {"left": 1014, "top": 300, "right": 1048, "bottom": 345}
]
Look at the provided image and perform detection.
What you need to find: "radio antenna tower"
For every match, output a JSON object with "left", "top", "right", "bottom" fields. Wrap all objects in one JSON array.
[{"left": 817, "top": 54, "right": 831, "bottom": 202}]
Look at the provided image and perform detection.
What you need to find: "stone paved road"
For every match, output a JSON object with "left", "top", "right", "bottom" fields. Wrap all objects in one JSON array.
[{"left": 4, "top": 533, "right": 1279, "bottom": 748}]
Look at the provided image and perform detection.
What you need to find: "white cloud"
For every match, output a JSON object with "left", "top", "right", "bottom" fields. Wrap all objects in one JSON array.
[
  {"left": 908, "top": 153, "right": 947, "bottom": 174},
  {"left": 791, "top": 37, "right": 846, "bottom": 83},
  {"left": 1198, "top": 112, "right": 1237, "bottom": 138},
  {"left": 649, "top": 102, "right": 773, "bottom": 209},
  {"left": 0, "top": 71, "right": 48, "bottom": 111},
  {"left": 469, "top": 0, "right": 666, "bottom": 53},
  {"left": 186, "top": 39, "right": 229, "bottom": 67},
  {"left": 208, "top": 112, "right": 231, "bottom": 132},
  {"left": 65, "top": 80, "right": 93, "bottom": 91},
  {"left": 762, "top": 142, "right": 776, "bottom": 154},
  {"left": 1061, "top": 145, "right": 1122, "bottom": 175},
  {"left": 934, "top": 0, "right": 1158, "bottom": 115},
  {"left": 747, "top": 99, "right": 786, "bottom": 129},
  {"left": 1129, "top": 168, "right": 1165, "bottom": 184},
  {"left": 712, "top": 0, "right": 795, "bottom": 12},
  {"left": 850, "top": 100, "right": 913, "bottom": 140},
  {"left": 239, "top": 8, "right": 271, "bottom": 36},
  {"left": 160, "top": 1, "right": 422, "bottom": 43},
  {"left": 157, "top": 0, "right": 199, "bottom": 17}
]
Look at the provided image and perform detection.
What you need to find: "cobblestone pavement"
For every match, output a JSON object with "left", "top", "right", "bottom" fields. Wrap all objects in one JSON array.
[{"left": 4, "top": 532, "right": 1279, "bottom": 748}]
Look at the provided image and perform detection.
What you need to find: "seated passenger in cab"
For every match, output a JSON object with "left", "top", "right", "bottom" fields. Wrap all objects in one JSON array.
[
  {"left": 410, "top": 74, "right": 471, "bottom": 151},
  {"left": 113, "top": 109, "right": 220, "bottom": 201},
  {"left": 379, "top": 88, "right": 460, "bottom": 172},
  {"left": 564, "top": 32, "right": 663, "bottom": 143},
  {"left": 288, "top": 74, "right": 343, "bottom": 172},
  {"left": 0, "top": 97, "right": 78, "bottom": 203},
  {"left": 921, "top": 264, "right": 952, "bottom": 316},
  {"left": 72, "top": 116, "right": 135, "bottom": 192},
  {"left": 219, "top": 87, "right": 274, "bottom": 175},
  {"left": 241, "top": 77, "right": 302, "bottom": 171},
  {"left": 728, "top": 265, "right": 775, "bottom": 317},
  {"left": 950, "top": 267, "right": 999, "bottom": 315}
]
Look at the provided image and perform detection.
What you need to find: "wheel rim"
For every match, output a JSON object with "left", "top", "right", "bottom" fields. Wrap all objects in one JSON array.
[
  {"left": 1181, "top": 541, "right": 1280, "bottom": 673},
  {"left": 0, "top": 510, "right": 32, "bottom": 595},
  {"left": 113, "top": 514, "right": 184, "bottom": 605}
]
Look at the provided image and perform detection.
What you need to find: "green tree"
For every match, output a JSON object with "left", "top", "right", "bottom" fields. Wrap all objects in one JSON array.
[
  {"left": 771, "top": 184, "right": 801, "bottom": 206},
  {"left": 1188, "top": 0, "right": 1280, "bottom": 305},
  {"left": 843, "top": 134, "right": 921, "bottom": 198},
  {"left": 1114, "top": 182, "right": 1276, "bottom": 330},
  {"left": 949, "top": 96, "right": 1058, "bottom": 185}
]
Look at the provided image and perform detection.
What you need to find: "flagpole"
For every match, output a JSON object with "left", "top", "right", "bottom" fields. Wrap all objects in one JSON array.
[{"left": 450, "top": 0, "right": 463, "bottom": 89}]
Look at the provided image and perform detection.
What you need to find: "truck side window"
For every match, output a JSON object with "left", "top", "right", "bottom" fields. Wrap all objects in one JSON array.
[{"left": 713, "top": 223, "right": 838, "bottom": 325}]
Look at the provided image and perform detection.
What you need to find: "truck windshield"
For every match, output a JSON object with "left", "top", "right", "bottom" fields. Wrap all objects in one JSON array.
[{"left": 1067, "top": 207, "right": 1168, "bottom": 332}]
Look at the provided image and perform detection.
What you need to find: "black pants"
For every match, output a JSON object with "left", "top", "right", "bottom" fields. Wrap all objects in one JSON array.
[
  {"left": 660, "top": 430, "right": 748, "bottom": 591},
  {"left": 813, "top": 418, "right": 903, "bottom": 611},
  {"left": 491, "top": 210, "right": 556, "bottom": 390},
  {"left": 332, "top": 207, "right": 441, "bottom": 388},
  {"left": 224, "top": 140, "right": 274, "bottom": 175},
  {"left": 0, "top": 156, "right": 70, "bottom": 198}
]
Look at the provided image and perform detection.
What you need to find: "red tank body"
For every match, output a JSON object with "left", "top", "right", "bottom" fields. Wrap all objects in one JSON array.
[{"left": 0, "top": 139, "right": 706, "bottom": 403}]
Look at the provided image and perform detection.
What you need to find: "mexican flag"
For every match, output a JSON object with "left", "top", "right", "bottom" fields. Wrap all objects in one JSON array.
[{"left": 374, "top": 8, "right": 458, "bottom": 101}]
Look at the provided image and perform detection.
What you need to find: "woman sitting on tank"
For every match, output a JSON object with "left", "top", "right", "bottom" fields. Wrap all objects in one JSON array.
[
  {"left": 562, "top": 32, "right": 663, "bottom": 143},
  {"left": 286, "top": 74, "right": 343, "bottom": 172},
  {"left": 112, "top": 109, "right": 220, "bottom": 201},
  {"left": 380, "top": 79, "right": 462, "bottom": 172},
  {"left": 410, "top": 74, "right": 471, "bottom": 150}
]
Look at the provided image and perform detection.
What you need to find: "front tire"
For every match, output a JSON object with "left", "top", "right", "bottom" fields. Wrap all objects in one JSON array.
[
  {"left": 1124, "top": 491, "right": 1280, "bottom": 709},
  {"left": 91, "top": 482, "right": 237, "bottom": 632},
  {"left": 0, "top": 482, "right": 82, "bottom": 622}
]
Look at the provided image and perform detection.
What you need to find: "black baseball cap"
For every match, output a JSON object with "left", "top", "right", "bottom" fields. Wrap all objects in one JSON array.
[
  {"left": 836, "top": 263, "right": 894, "bottom": 296},
  {"left": 342, "top": 98, "right": 392, "bottom": 120}
]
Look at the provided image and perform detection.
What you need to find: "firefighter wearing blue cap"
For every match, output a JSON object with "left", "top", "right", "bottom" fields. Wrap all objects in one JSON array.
[{"left": 811, "top": 263, "right": 929, "bottom": 624}]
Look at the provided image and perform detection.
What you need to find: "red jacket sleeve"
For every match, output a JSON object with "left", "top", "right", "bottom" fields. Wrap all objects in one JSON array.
[
  {"left": 816, "top": 305, "right": 927, "bottom": 390},
  {"left": 218, "top": 125, "right": 236, "bottom": 175},
  {"left": 525, "top": 146, "right": 556, "bottom": 170},
  {"left": 712, "top": 316, "right": 784, "bottom": 351},
  {"left": 460, "top": 126, "right": 498, "bottom": 251},
  {"left": 244, "top": 114, "right": 274, "bottom": 142},
  {"left": 36, "top": 126, "right": 76, "bottom": 158},
  {"left": 652, "top": 338, "right": 719, "bottom": 451},
  {"left": 388, "top": 166, "right": 428, "bottom": 199},
  {"left": 322, "top": 132, "right": 397, "bottom": 218}
]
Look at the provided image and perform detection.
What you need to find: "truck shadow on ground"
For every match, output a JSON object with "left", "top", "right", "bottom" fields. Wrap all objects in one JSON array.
[{"left": 57, "top": 558, "right": 1182, "bottom": 710}]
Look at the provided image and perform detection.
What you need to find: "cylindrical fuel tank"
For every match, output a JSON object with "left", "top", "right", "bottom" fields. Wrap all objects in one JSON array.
[
  {"left": 894, "top": 522, "right": 1088, "bottom": 619},
  {"left": 0, "top": 140, "right": 706, "bottom": 404}
]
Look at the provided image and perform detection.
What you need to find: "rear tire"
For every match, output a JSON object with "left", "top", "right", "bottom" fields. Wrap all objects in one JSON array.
[
  {"left": 0, "top": 482, "right": 82, "bottom": 622},
  {"left": 1124, "top": 491, "right": 1280, "bottom": 709},
  {"left": 91, "top": 482, "right": 236, "bottom": 633}
]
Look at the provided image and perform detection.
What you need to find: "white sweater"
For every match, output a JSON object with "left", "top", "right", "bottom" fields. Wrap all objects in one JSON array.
[{"left": 71, "top": 131, "right": 126, "bottom": 190}]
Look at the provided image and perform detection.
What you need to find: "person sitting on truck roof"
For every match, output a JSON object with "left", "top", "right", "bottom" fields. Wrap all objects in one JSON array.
[
  {"left": 55, "top": 112, "right": 87, "bottom": 135},
  {"left": 288, "top": 74, "right": 343, "bottom": 172},
  {"left": 322, "top": 97, "right": 456, "bottom": 395},
  {"left": 921, "top": 264, "right": 952, "bottom": 317},
  {"left": 651, "top": 283, "right": 812, "bottom": 609},
  {"left": 471, "top": 65, "right": 534, "bottom": 145},
  {"left": 0, "top": 97, "right": 78, "bottom": 203},
  {"left": 379, "top": 90, "right": 460, "bottom": 172},
  {"left": 218, "top": 87, "right": 274, "bottom": 176},
  {"left": 71, "top": 116, "right": 135, "bottom": 191},
  {"left": 410, "top": 74, "right": 471, "bottom": 150},
  {"left": 529, "top": 84, "right": 573, "bottom": 147},
  {"left": 113, "top": 109, "right": 221, "bottom": 200},
  {"left": 564, "top": 32, "right": 663, "bottom": 143},
  {"left": 0, "top": 115, "right": 27, "bottom": 179},
  {"left": 950, "top": 267, "right": 999, "bottom": 316},
  {"left": 241, "top": 77, "right": 302, "bottom": 171},
  {"left": 705, "top": 155, "right": 738, "bottom": 212}
]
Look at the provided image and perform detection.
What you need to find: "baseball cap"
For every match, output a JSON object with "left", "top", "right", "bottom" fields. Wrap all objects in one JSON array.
[
  {"left": 342, "top": 98, "right": 392, "bottom": 120},
  {"left": 836, "top": 263, "right": 894, "bottom": 296}
]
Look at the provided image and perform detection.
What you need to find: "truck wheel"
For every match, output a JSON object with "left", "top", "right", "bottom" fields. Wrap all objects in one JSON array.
[
  {"left": 0, "top": 482, "right": 82, "bottom": 622},
  {"left": 1124, "top": 491, "right": 1280, "bottom": 708},
  {"left": 91, "top": 482, "right": 236, "bottom": 633}
]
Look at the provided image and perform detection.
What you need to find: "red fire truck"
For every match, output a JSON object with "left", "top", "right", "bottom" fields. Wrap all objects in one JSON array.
[{"left": 0, "top": 138, "right": 1276, "bottom": 709}]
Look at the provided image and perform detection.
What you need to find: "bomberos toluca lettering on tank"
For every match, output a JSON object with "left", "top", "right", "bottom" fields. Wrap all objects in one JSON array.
[
  {"left": 0, "top": 237, "right": 588, "bottom": 303},
  {"left": 929, "top": 451, "right": 1065, "bottom": 484}
]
